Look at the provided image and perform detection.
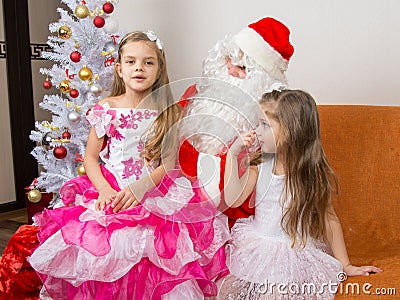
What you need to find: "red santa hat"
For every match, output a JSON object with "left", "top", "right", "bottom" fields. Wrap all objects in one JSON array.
[{"left": 232, "top": 17, "right": 294, "bottom": 82}]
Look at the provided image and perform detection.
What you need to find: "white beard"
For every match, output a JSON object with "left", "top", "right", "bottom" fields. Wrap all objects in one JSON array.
[{"left": 180, "top": 36, "right": 287, "bottom": 155}]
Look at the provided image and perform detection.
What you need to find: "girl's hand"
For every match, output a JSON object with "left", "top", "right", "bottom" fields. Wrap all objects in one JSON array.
[
  {"left": 111, "top": 185, "right": 140, "bottom": 213},
  {"left": 230, "top": 131, "right": 256, "bottom": 156},
  {"left": 343, "top": 264, "right": 383, "bottom": 276},
  {"left": 95, "top": 186, "right": 118, "bottom": 211}
]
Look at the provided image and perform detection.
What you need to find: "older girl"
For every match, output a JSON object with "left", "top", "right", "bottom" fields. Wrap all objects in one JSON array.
[{"left": 28, "top": 31, "right": 229, "bottom": 300}]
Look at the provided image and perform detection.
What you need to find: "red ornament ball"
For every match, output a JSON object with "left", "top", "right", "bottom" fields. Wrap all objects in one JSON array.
[
  {"left": 70, "top": 89, "right": 79, "bottom": 98},
  {"left": 62, "top": 130, "right": 71, "bottom": 139},
  {"left": 93, "top": 16, "right": 105, "bottom": 28},
  {"left": 103, "top": 2, "right": 114, "bottom": 14},
  {"left": 70, "top": 51, "right": 81, "bottom": 63},
  {"left": 53, "top": 145, "right": 67, "bottom": 159},
  {"left": 43, "top": 80, "right": 52, "bottom": 90}
]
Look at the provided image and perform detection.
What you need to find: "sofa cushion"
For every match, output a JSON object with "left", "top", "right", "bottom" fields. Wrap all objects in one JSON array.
[{"left": 318, "top": 105, "right": 400, "bottom": 299}]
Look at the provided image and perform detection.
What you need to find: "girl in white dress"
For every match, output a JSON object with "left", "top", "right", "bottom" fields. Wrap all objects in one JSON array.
[{"left": 218, "top": 89, "right": 382, "bottom": 299}]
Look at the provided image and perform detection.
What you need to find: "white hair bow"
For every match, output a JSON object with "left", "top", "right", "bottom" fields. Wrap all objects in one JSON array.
[
  {"left": 145, "top": 30, "right": 163, "bottom": 51},
  {"left": 268, "top": 82, "right": 287, "bottom": 92}
]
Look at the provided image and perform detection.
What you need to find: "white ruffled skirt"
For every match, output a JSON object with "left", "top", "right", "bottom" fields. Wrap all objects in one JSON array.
[{"left": 218, "top": 217, "right": 343, "bottom": 300}]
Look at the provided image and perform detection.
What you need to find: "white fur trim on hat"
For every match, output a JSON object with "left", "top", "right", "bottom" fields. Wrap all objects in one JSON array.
[{"left": 233, "top": 27, "right": 288, "bottom": 82}]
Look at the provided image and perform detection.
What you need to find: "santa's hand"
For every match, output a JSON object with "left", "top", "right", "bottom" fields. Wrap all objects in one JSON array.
[{"left": 230, "top": 131, "right": 256, "bottom": 156}]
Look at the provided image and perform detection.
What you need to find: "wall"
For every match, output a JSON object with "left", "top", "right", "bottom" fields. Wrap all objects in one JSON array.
[
  {"left": 113, "top": 0, "right": 400, "bottom": 105},
  {"left": 0, "top": 1, "right": 59, "bottom": 205},
  {"left": 29, "top": 0, "right": 61, "bottom": 122},
  {"left": 0, "top": 0, "right": 16, "bottom": 204}
]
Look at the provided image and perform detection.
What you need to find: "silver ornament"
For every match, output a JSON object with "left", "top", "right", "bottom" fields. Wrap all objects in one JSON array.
[
  {"left": 89, "top": 83, "right": 103, "bottom": 96},
  {"left": 102, "top": 41, "right": 118, "bottom": 57},
  {"left": 68, "top": 111, "right": 81, "bottom": 125},
  {"left": 104, "top": 17, "right": 119, "bottom": 34}
]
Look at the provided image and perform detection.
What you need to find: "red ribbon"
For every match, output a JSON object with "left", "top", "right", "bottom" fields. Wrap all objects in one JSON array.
[
  {"left": 81, "top": 0, "right": 86, "bottom": 4},
  {"left": 110, "top": 35, "right": 120, "bottom": 45},
  {"left": 66, "top": 69, "right": 76, "bottom": 79},
  {"left": 75, "top": 153, "right": 84, "bottom": 162},
  {"left": 25, "top": 178, "right": 38, "bottom": 190}
]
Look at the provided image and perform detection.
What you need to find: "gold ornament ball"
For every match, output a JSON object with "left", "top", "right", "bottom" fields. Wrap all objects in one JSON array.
[
  {"left": 27, "top": 189, "right": 42, "bottom": 203},
  {"left": 75, "top": 4, "right": 89, "bottom": 19},
  {"left": 79, "top": 66, "right": 93, "bottom": 81},
  {"left": 59, "top": 79, "right": 71, "bottom": 93},
  {"left": 58, "top": 25, "right": 72, "bottom": 39},
  {"left": 77, "top": 164, "right": 86, "bottom": 176}
]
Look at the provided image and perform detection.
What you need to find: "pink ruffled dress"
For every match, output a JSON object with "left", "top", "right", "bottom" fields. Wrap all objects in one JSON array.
[{"left": 28, "top": 103, "right": 230, "bottom": 299}]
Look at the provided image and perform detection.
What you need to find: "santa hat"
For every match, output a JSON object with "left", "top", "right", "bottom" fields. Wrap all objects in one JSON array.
[{"left": 233, "top": 17, "right": 294, "bottom": 82}]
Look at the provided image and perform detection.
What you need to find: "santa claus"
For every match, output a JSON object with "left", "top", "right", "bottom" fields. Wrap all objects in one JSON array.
[{"left": 178, "top": 17, "right": 294, "bottom": 227}]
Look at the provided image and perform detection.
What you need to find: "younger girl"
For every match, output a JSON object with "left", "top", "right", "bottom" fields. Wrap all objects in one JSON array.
[
  {"left": 218, "top": 90, "right": 382, "bottom": 299},
  {"left": 27, "top": 31, "right": 229, "bottom": 299}
]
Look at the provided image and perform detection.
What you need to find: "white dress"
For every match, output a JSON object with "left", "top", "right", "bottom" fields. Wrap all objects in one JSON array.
[{"left": 218, "top": 159, "right": 343, "bottom": 300}]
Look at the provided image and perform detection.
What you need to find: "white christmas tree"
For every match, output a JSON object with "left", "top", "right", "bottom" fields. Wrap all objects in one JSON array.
[{"left": 28, "top": 0, "right": 122, "bottom": 208}]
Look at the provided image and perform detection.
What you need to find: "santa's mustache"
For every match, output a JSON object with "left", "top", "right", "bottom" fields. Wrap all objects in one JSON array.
[{"left": 203, "top": 61, "right": 279, "bottom": 101}]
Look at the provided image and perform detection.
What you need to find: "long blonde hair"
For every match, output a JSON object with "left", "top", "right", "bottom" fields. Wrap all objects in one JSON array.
[
  {"left": 111, "top": 31, "right": 182, "bottom": 163},
  {"left": 260, "top": 90, "right": 337, "bottom": 247}
]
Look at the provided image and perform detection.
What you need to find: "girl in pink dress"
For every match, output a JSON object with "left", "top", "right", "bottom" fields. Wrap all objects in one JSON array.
[
  {"left": 217, "top": 89, "right": 382, "bottom": 299},
  {"left": 27, "top": 31, "right": 229, "bottom": 300}
]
